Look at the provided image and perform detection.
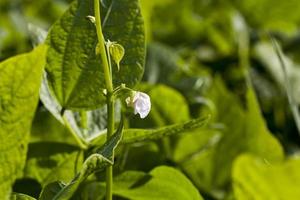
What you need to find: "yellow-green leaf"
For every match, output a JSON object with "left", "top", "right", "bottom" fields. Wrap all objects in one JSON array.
[{"left": 0, "top": 45, "right": 47, "bottom": 198}]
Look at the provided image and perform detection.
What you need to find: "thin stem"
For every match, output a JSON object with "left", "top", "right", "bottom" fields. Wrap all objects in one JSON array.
[
  {"left": 106, "top": 95, "right": 114, "bottom": 200},
  {"left": 62, "top": 115, "right": 88, "bottom": 149},
  {"left": 94, "top": 0, "right": 113, "bottom": 93},
  {"left": 106, "top": 41, "right": 113, "bottom": 80},
  {"left": 94, "top": 1, "right": 115, "bottom": 200}
]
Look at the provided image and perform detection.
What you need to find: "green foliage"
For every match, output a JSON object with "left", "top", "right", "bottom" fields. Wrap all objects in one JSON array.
[
  {"left": 0, "top": 45, "right": 47, "bottom": 199},
  {"left": 233, "top": 154, "right": 300, "bottom": 200},
  {"left": 39, "top": 120, "right": 123, "bottom": 199},
  {"left": 177, "top": 78, "right": 284, "bottom": 197},
  {"left": 123, "top": 116, "right": 209, "bottom": 144},
  {"left": 130, "top": 84, "right": 190, "bottom": 128},
  {"left": 2, "top": 0, "right": 300, "bottom": 199},
  {"left": 46, "top": 0, "right": 145, "bottom": 109},
  {"left": 113, "top": 166, "right": 203, "bottom": 200},
  {"left": 23, "top": 142, "right": 83, "bottom": 187},
  {"left": 232, "top": 0, "right": 300, "bottom": 33},
  {"left": 10, "top": 193, "right": 36, "bottom": 200}
]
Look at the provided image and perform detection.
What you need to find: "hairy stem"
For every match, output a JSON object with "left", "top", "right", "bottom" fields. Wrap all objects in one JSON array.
[{"left": 94, "top": 0, "right": 115, "bottom": 200}]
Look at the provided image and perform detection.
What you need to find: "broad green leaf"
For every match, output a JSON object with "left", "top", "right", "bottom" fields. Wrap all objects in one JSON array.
[
  {"left": 123, "top": 116, "right": 209, "bottom": 144},
  {"left": 178, "top": 77, "right": 284, "bottom": 198},
  {"left": 10, "top": 193, "right": 36, "bottom": 200},
  {"left": 113, "top": 166, "right": 203, "bottom": 200},
  {"left": 232, "top": 154, "right": 300, "bottom": 200},
  {"left": 173, "top": 129, "right": 222, "bottom": 163},
  {"left": 39, "top": 120, "right": 124, "bottom": 200},
  {"left": 40, "top": 74, "right": 121, "bottom": 142},
  {"left": 0, "top": 45, "right": 47, "bottom": 199},
  {"left": 30, "top": 108, "right": 74, "bottom": 145},
  {"left": 23, "top": 142, "right": 83, "bottom": 187},
  {"left": 46, "top": 0, "right": 145, "bottom": 109}
]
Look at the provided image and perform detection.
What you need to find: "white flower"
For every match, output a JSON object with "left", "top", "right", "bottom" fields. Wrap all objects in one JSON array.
[{"left": 126, "top": 91, "right": 151, "bottom": 119}]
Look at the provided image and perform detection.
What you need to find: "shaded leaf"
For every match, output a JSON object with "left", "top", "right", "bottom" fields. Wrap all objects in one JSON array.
[
  {"left": 39, "top": 119, "right": 124, "bottom": 200},
  {"left": 23, "top": 142, "right": 83, "bottom": 187}
]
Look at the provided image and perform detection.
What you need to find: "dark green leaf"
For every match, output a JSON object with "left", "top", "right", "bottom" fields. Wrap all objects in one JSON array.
[
  {"left": 46, "top": 0, "right": 145, "bottom": 109},
  {"left": 40, "top": 75, "right": 121, "bottom": 142}
]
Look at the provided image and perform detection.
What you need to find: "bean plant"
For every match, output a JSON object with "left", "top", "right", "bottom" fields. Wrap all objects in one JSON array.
[
  {"left": 2, "top": 0, "right": 300, "bottom": 200},
  {"left": 0, "top": 0, "right": 208, "bottom": 199}
]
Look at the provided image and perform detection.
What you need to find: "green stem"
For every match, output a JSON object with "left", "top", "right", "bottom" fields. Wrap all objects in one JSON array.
[
  {"left": 62, "top": 115, "right": 88, "bottom": 150},
  {"left": 94, "top": 1, "right": 114, "bottom": 200},
  {"left": 106, "top": 95, "right": 114, "bottom": 200},
  {"left": 94, "top": 0, "right": 113, "bottom": 92}
]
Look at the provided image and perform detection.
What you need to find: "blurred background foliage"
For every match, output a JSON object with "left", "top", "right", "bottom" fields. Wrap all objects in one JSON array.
[{"left": 2, "top": 0, "right": 300, "bottom": 199}]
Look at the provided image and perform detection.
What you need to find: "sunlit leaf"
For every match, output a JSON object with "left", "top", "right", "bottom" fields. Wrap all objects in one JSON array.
[
  {"left": 0, "top": 45, "right": 47, "bottom": 198},
  {"left": 233, "top": 154, "right": 300, "bottom": 200},
  {"left": 113, "top": 166, "right": 203, "bottom": 200}
]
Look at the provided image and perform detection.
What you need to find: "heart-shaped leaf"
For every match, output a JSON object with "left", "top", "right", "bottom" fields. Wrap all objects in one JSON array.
[{"left": 46, "top": 0, "right": 145, "bottom": 110}]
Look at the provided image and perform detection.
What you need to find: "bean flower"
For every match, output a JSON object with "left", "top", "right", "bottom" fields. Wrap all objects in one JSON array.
[{"left": 126, "top": 91, "right": 151, "bottom": 118}]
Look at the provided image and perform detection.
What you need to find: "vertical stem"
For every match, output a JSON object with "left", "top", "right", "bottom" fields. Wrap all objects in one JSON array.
[
  {"left": 106, "top": 95, "right": 114, "bottom": 200},
  {"left": 94, "top": 0, "right": 114, "bottom": 200},
  {"left": 94, "top": 0, "right": 113, "bottom": 92}
]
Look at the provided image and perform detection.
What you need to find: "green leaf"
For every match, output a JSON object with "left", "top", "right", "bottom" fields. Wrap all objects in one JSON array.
[
  {"left": 123, "top": 116, "right": 209, "bottom": 144},
  {"left": 232, "top": 154, "right": 300, "bottom": 200},
  {"left": 233, "top": 0, "right": 300, "bottom": 33},
  {"left": 113, "top": 166, "right": 203, "bottom": 200},
  {"left": 40, "top": 75, "right": 121, "bottom": 142},
  {"left": 39, "top": 120, "right": 124, "bottom": 200},
  {"left": 178, "top": 77, "right": 284, "bottom": 197},
  {"left": 108, "top": 42, "right": 125, "bottom": 71},
  {"left": 173, "top": 129, "right": 222, "bottom": 163},
  {"left": 10, "top": 193, "right": 36, "bottom": 200},
  {"left": 23, "top": 142, "right": 83, "bottom": 187},
  {"left": 0, "top": 45, "right": 47, "bottom": 198},
  {"left": 30, "top": 108, "right": 74, "bottom": 145},
  {"left": 71, "top": 181, "right": 105, "bottom": 200},
  {"left": 46, "top": 0, "right": 145, "bottom": 109}
]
